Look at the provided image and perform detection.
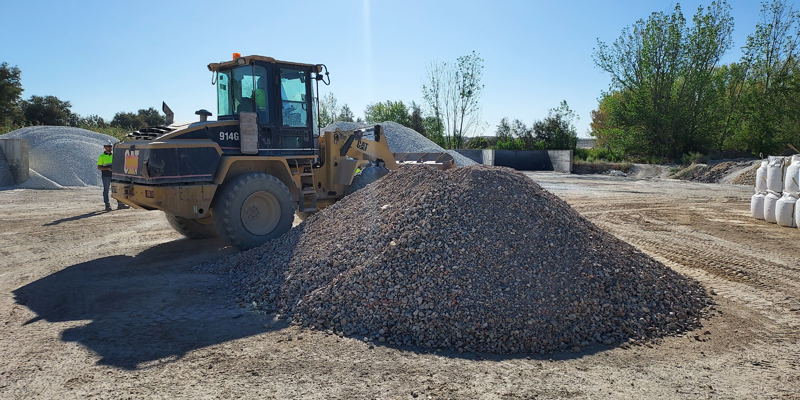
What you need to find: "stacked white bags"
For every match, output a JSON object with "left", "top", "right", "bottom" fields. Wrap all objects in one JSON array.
[
  {"left": 776, "top": 155, "right": 800, "bottom": 228},
  {"left": 765, "top": 191, "right": 780, "bottom": 223},
  {"left": 751, "top": 161, "right": 768, "bottom": 220},
  {"left": 762, "top": 156, "right": 788, "bottom": 224}
]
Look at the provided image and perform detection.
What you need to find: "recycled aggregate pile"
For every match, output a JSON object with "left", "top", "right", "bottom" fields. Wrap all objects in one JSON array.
[
  {"left": 211, "top": 165, "right": 709, "bottom": 354},
  {"left": 2, "top": 126, "right": 118, "bottom": 189},
  {"left": 322, "top": 121, "right": 476, "bottom": 167},
  {"left": 0, "top": 147, "right": 14, "bottom": 186}
]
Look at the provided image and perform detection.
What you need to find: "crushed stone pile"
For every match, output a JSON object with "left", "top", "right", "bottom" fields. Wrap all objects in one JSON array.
[
  {"left": 323, "top": 121, "right": 477, "bottom": 167},
  {"left": 0, "top": 147, "right": 14, "bottom": 186},
  {"left": 679, "top": 160, "right": 757, "bottom": 184},
  {"left": 2, "top": 126, "right": 118, "bottom": 189},
  {"left": 209, "top": 165, "right": 709, "bottom": 354}
]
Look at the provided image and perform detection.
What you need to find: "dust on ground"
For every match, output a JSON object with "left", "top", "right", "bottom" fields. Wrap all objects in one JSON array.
[{"left": 1, "top": 175, "right": 798, "bottom": 399}]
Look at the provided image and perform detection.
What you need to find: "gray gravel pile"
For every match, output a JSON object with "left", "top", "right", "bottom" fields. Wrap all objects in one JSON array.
[
  {"left": 323, "top": 121, "right": 477, "bottom": 167},
  {"left": 3, "top": 126, "right": 118, "bottom": 188},
  {"left": 209, "top": 165, "right": 709, "bottom": 354},
  {"left": 0, "top": 147, "right": 14, "bottom": 186}
]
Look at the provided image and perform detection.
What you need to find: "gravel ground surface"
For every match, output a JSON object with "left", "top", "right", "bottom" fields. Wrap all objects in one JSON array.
[
  {"left": 206, "top": 166, "right": 708, "bottom": 355},
  {"left": 2, "top": 175, "right": 799, "bottom": 399},
  {"left": 2, "top": 126, "right": 118, "bottom": 188},
  {"left": 0, "top": 147, "right": 14, "bottom": 186},
  {"left": 323, "top": 121, "right": 477, "bottom": 167}
]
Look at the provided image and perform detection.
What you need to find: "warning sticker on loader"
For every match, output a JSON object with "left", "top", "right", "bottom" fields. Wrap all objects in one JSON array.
[{"left": 125, "top": 150, "right": 139, "bottom": 174}]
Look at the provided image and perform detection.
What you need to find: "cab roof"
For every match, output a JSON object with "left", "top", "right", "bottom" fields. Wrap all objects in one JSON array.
[{"left": 207, "top": 55, "right": 322, "bottom": 73}]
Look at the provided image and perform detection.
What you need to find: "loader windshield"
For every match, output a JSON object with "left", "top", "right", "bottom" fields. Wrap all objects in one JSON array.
[{"left": 217, "top": 65, "right": 269, "bottom": 122}]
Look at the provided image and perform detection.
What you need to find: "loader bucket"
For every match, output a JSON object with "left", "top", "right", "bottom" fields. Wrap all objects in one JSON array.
[{"left": 393, "top": 152, "right": 456, "bottom": 170}]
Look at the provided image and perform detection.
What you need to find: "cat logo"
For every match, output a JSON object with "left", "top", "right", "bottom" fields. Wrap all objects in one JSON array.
[{"left": 125, "top": 150, "right": 140, "bottom": 174}]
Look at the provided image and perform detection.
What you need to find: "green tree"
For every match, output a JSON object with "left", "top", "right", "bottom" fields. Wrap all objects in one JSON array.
[
  {"left": 137, "top": 107, "right": 166, "bottom": 126},
  {"left": 111, "top": 112, "right": 146, "bottom": 129},
  {"left": 21, "top": 95, "right": 73, "bottom": 126},
  {"left": 423, "top": 116, "right": 446, "bottom": 147},
  {"left": 364, "top": 100, "right": 411, "bottom": 126},
  {"left": 318, "top": 92, "right": 339, "bottom": 127},
  {"left": 533, "top": 101, "right": 579, "bottom": 150},
  {"left": 593, "top": 1, "right": 734, "bottom": 156},
  {"left": 422, "top": 52, "right": 485, "bottom": 148},
  {"left": 409, "top": 101, "right": 425, "bottom": 135},
  {"left": 338, "top": 104, "right": 355, "bottom": 122},
  {"left": 0, "top": 62, "right": 23, "bottom": 125},
  {"left": 733, "top": 0, "right": 800, "bottom": 154}
]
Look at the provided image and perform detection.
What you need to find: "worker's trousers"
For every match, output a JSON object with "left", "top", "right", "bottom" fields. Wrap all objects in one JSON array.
[{"left": 102, "top": 176, "right": 111, "bottom": 206}]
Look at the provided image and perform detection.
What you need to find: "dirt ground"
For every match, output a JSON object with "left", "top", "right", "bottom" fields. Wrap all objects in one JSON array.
[{"left": 1, "top": 174, "right": 799, "bottom": 399}]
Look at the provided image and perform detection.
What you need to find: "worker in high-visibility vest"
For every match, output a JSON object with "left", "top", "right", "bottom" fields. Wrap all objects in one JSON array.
[{"left": 97, "top": 141, "right": 128, "bottom": 211}]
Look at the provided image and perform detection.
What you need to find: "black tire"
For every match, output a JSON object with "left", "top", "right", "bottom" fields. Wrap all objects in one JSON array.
[
  {"left": 165, "top": 212, "right": 218, "bottom": 239},
  {"left": 212, "top": 173, "right": 295, "bottom": 250},
  {"left": 295, "top": 211, "right": 316, "bottom": 220},
  {"left": 345, "top": 166, "right": 390, "bottom": 195}
]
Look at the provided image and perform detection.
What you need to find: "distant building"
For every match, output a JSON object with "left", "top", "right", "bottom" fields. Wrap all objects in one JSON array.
[{"left": 577, "top": 138, "right": 596, "bottom": 149}]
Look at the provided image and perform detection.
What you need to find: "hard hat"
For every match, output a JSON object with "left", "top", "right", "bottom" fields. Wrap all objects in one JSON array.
[{"left": 104, "top": 140, "right": 113, "bottom": 147}]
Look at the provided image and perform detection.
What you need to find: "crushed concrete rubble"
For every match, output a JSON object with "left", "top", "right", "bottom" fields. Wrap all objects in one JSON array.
[
  {"left": 323, "top": 121, "right": 477, "bottom": 167},
  {"left": 2, "top": 126, "right": 118, "bottom": 189},
  {"left": 206, "top": 165, "right": 709, "bottom": 354}
]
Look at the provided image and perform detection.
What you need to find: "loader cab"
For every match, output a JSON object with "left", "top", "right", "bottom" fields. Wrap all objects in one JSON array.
[{"left": 211, "top": 55, "right": 319, "bottom": 156}]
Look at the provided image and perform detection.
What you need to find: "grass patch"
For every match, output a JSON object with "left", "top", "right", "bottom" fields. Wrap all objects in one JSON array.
[{"left": 573, "top": 160, "right": 632, "bottom": 174}]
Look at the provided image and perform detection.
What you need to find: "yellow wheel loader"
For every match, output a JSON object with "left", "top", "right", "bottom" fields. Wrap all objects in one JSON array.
[{"left": 110, "top": 54, "right": 454, "bottom": 250}]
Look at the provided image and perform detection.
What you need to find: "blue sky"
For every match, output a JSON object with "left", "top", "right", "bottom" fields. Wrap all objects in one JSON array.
[{"left": 1, "top": 0, "right": 767, "bottom": 137}]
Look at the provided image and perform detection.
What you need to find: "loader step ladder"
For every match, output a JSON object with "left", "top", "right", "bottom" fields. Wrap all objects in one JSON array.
[{"left": 290, "top": 159, "right": 318, "bottom": 212}]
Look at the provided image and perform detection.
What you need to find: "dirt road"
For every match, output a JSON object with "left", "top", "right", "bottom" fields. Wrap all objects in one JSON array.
[{"left": 1, "top": 175, "right": 798, "bottom": 399}]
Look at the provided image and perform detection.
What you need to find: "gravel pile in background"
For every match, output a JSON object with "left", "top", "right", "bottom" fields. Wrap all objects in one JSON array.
[
  {"left": 2, "top": 126, "right": 118, "bottom": 189},
  {"left": 208, "top": 165, "right": 709, "bottom": 354},
  {"left": 0, "top": 147, "right": 14, "bottom": 186},
  {"left": 323, "top": 121, "right": 477, "bottom": 167},
  {"left": 680, "top": 160, "right": 757, "bottom": 184}
]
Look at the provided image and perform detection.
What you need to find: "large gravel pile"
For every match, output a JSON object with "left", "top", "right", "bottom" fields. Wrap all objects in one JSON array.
[
  {"left": 209, "top": 165, "right": 709, "bottom": 354},
  {"left": 2, "top": 126, "right": 118, "bottom": 188},
  {"left": 323, "top": 121, "right": 477, "bottom": 167},
  {"left": 0, "top": 147, "right": 14, "bottom": 186}
]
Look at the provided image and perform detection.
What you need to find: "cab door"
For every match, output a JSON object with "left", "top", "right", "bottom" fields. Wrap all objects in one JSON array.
[{"left": 277, "top": 66, "right": 314, "bottom": 154}]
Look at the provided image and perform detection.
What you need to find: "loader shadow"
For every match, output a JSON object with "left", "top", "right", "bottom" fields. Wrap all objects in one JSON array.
[{"left": 12, "top": 237, "right": 284, "bottom": 370}]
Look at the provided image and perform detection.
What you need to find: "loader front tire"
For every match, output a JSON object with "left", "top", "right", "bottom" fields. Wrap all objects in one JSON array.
[
  {"left": 345, "top": 166, "right": 390, "bottom": 195},
  {"left": 165, "top": 212, "right": 218, "bottom": 239},
  {"left": 212, "top": 173, "right": 295, "bottom": 250}
]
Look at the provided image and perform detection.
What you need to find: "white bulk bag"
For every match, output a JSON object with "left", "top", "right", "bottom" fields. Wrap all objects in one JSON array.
[
  {"left": 784, "top": 155, "right": 800, "bottom": 194},
  {"left": 756, "top": 160, "right": 768, "bottom": 192},
  {"left": 766, "top": 156, "right": 786, "bottom": 193},
  {"left": 775, "top": 193, "right": 798, "bottom": 228},
  {"left": 764, "top": 191, "right": 780, "bottom": 223},
  {"left": 796, "top": 198, "right": 800, "bottom": 229},
  {"left": 751, "top": 192, "right": 766, "bottom": 220}
]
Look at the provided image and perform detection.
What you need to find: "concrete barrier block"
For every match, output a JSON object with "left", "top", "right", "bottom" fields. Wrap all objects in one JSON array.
[
  {"left": 0, "top": 138, "right": 30, "bottom": 184},
  {"left": 547, "top": 150, "right": 573, "bottom": 173}
]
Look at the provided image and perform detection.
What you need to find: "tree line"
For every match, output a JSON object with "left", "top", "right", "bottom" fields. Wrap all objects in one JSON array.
[
  {"left": 592, "top": 0, "right": 800, "bottom": 158},
  {"left": 0, "top": 63, "right": 165, "bottom": 131}
]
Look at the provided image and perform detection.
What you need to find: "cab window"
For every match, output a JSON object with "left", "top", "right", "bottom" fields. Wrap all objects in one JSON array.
[
  {"left": 280, "top": 69, "right": 308, "bottom": 127},
  {"left": 217, "top": 65, "right": 269, "bottom": 123}
]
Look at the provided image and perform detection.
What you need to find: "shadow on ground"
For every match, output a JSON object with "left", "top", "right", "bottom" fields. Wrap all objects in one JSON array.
[
  {"left": 43, "top": 210, "right": 108, "bottom": 226},
  {"left": 12, "top": 238, "right": 284, "bottom": 370}
]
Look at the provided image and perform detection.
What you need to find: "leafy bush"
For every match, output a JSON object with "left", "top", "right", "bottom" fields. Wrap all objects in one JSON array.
[
  {"left": 573, "top": 147, "right": 625, "bottom": 162},
  {"left": 681, "top": 152, "right": 708, "bottom": 166},
  {"left": 466, "top": 137, "right": 490, "bottom": 149}
]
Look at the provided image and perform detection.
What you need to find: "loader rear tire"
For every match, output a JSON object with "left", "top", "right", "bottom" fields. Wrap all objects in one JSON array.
[
  {"left": 345, "top": 166, "right": 390, "bottom": 195},
  {"left": 165, "top": 212, "right": 218, "bottom": 239},
  {"left": 212, "top": 172, "right": 294, "bottom": 250}
]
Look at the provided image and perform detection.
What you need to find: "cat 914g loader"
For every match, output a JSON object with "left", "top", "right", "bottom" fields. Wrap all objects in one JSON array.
[{"left": 110, "top": 54, "right": 454, "bottom": 250}]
